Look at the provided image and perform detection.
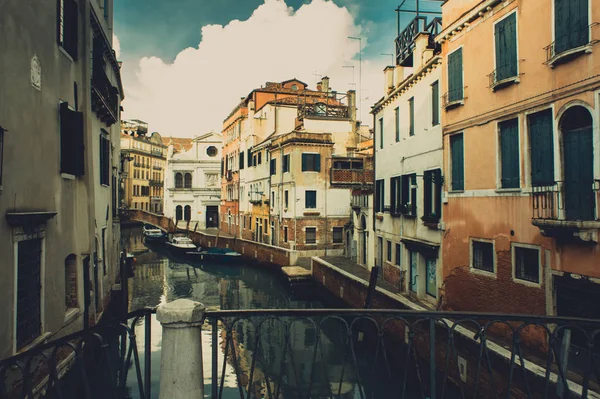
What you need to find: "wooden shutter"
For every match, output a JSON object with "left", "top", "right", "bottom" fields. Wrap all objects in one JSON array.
[
  {"left": 448, "top": 49, "right": 463, "bottom": 102},
  {"left": 410, "top": 174, "right": 417, "bottom": 215},
  {"left": 64, "top": 0, "right": 78, "bottom": 59},
  {"left": 395, "top": 107, "right": 400, "bottom": 141},
  {"left": 432, "top": 81, "right": 439, "bottom": 126},
  {"left": 495, "top": 13, "right": 517, "bottom": 81},
  {"left": 239, "top": 152, "right": 244, "bottom": 169},
  {"left": 409, "top": 98, "right": 415, "bottom": 136},
  {"left": 450, "top": 134, "right": 464, "bottom": 190},
  {"left": 314, "top": 154, "right": 321, "bottom": 172},
  {"left": 390, "top": 177, "right": 396, "bottom": 213},
  {"left": 571, "top": 0, "right": 588, "bottom": 49},
  {"left": 423, "top": 171, "right": 432, "bottom": 215},
  {"left": 529, "top": 109, "right": 554, "bottom": 186},
  {"left": 301, "top": 154, "right": 307, "bottom": 171},
  {"left": 434, "top": 169, "right": 442, "bottom": 217},
  {"left": 247, "top": 149, "right": 252, "bottom": 167},
  {"left": 401, "top": 175, "right": 410, "bottom": 205},
  {"left": 500, "top": 118, "right": 520, "bottom": 188}
]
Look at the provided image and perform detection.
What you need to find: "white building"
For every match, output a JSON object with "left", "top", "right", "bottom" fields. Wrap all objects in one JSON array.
[
  {"left": 164, "top": 133, "right": 223, "bottom": 230},
  {"left": 372, "top": 28, "right": 443, "bottom": 305}
]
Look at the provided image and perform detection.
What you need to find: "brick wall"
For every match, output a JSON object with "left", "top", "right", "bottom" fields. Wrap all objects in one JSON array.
[
  {"left": 382, "top": 262, "right": 403, "bottom": 290},
  {"left": 293, "top": 217, "right": 347, "bottom": 252}
]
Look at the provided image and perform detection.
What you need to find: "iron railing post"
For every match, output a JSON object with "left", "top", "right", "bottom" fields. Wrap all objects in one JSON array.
[
  {"left": 145, "top": 312, "right": 151, "bottom": 399},
  {"left": 212, "top": 317, "right": 218, "bottom": 399},
  {"left": 429, "top": 318, "right": 436, "bottom": 399}
]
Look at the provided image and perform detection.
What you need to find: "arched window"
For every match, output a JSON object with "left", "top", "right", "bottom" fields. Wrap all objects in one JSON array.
[
  {"left": 184, "top": 205, "right": 192, "bottom": 221},
  {"left": 176, "top": 205, "right": 183, "bottom": 221},
  {"left": 184, "top": 173, "right": 192, "bottom": 188},
  {"left": 65, "top": 254, "right": 77, "bottom": 309},
  {"left": 175, "top": 173, "right": 183, "bottom": 188}
]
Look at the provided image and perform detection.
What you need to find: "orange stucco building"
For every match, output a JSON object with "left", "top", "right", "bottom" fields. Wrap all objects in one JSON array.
[{"left": 439, "top": 0, "right": 600, "bottom": 319}]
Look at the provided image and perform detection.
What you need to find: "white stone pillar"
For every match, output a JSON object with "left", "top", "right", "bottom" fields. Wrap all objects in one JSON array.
[{"left": 157, "top": 299, "right": 205, "bottom": 399}]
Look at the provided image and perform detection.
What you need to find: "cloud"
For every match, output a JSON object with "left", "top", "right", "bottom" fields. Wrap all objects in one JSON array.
[
  {"left": 120, "top": 0, "right": 386, "bottom": 137},
  {"left": 113, "top": 34, "right": 121, "bottom": 59}
]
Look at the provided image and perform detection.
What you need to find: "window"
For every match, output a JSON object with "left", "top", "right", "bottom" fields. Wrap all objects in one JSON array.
[
  {"left": 333, "top": 227, "right": 343, "bottom": 244},
  {"left": 175, "top": 205, "right": 182, "bottom": 221},
  {"left": 184, "top": 173, "right": 192, "bottom": 188},
  {"left": 239, "top": 152, "right": 244, "bottom": 169},
  {"left": 431, "top": 81, "right": 439, "bottom": 126},
  {"left": 375, "top": 179, "right": 384, "bottom": 212},
  {"left": 283, "top": 226, "right": 288, "bottom": 243},
  {"left": 59, "top": 102, "right": 84, "bottom": 176},
  {"left": 401, "top": 174, "right": 417, "bottom": 216},
  {"left": 499, "top": 118, "right": 520, "bottom": 188},
  {"left": 472, "top": 240, "right": 494, "bottom": 273},
  {"left": 184, "top": 205, "right": 191, "bottom": 221},
  {"left": 247, "top": 149, "right": 252, "bottom": 167},
  {"left": 270, "top": 158, "right": 276, "bottom": 175},
  {"left": 408, "top": 97, "right": 415, "bottom": 136},
  {"left": 423, "top": 169, "right": 442, "bottom": 221},
  {"left": 447, "top": 48, "right": 464, "bottom": 103},
  {"left": 514, "top": 246, "right": 540, "bottom": 284},
  {"left": 16, "top": 238, "right": 43, "bottom": 350},
  {"left": 315, "top": 103, "right": 327, "bottom": 116},
  {"left": 379, "top": 117, "right": 384, "bottom": 149},
  {"left": 100, "top": 130, "right": 110, "bottom": 186},
  {"left": 450, "top": 133, "right": 464, "bottom": 191},
  {"left": 175, "top": 173, "right": 183, "bottom": 188},
  {"left": 257, "top": 152, "right": 262, "bottom": 165},
  {"left": 65, "top": 254, "right": 77, "bottom": 309},
  {"left": 301, "top": 153, "right": 320, "bottom": 172},
  {"left": 395, "top": 244, "right": 402, "bottom": 266},
  {"left": 387, "top": 240, "right": 392, "bottom": 262},
  {"left": 101, "top": 228, "right": 107, "bottom": 275},
  {"left": 554, "top": 0, "right": 589, "bottom": 55},
  {"left": 283, "top": 154, "right": 290, "bottom": 173},
  {"left": 528, "top": 109, "right": 554, "bottom": 186},
  {"left": 395, "top": 107, "right": 400, "bottom": 142},
  {"left": 305, "top": 227, "right": 317, "bottom": 244},
  {"left": 494, "top": 12, "right": 518, "bottom": 82},
  {"left": 305, "top": 190, "right": 316, "bottom": 209},
  {"left": 57, "top": 0, "right": 78, "bottom": 59},
  {"left": 390, "top": 176, "right": 401, "bottom": 214},
  {"left": 207, "top": 146, "right": 218, "bottom": 157},
  {"left": 284, "top": 190, "right": 289, "bottom": 209}
]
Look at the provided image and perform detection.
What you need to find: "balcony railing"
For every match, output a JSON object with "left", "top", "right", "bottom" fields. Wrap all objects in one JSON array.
[
  {"left": 442, "top": 87, "right": 466, "bottom": 109},
  {"left": 91, "top": 55, "right": 119, "bottom": 126},
  {"left": 149, "top": 180, "right": 163, "bottom": 187},
  {"left": 545, "top": 25, "right": 598, "bottom": 66},
  {"left": 298, "top": 103, "right": 349, "bottom": 119},
  {"left": 330, "top": 168, "right": 374, "bottom": 186},
  {"left": 488, "top": 63, "right": 521, "bottom": 91},
  {"left": 395, "top": 16, "right": 442, "bottom": 66},
  {"left": 532, "top": 180, "right": 599, "bottom": 221},
  {"left": 152, "top": 165, "right": 162, "bottom": 170},
  {"left": 4, "top": 307, "right": 600, "bottom": 399}
]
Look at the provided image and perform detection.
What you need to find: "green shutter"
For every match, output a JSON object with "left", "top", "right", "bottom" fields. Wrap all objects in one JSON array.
[
  {"left": 451, "top": 134, "right": 464, "bottom": 191},
  {"left": 315, "top": 154, "right": 321, "bottom": 172},
  {"left": 555, "top": 0, "right": 588, "bottom": 54},
  {"left": 495, "top": 13, "right": 517, "bottom": 81},
  {"left": 379, "top": 118, "right": 384, "bottom": 148},
  {"left": 423, "top": 171, "right": 432, "bottom": 215},
  {"left": 301, "top": 154, "right": 307, "bottom": 171},
  {"left": 395, "top": 107, "right": 400, "bottom": 142},
  {"left": 529, "top": 109, "right": 554, "bottom": 186},
  {"left": 448, "top": 49, "right": 463, "bottom": 102},
  {"left": 500, "top": 118, "right": 520, "bottom": 188},
  {"left": 390, "top": 178, "right": 396, "bottom": 213},
  {"left": 401, "top": 175, "right": 410, "bottom": 205},
  {"left": 409, "top": 98, "right": 415, "bottom": 136},
  {"left": 432, "top": 81, "right": 439, "bottom": 126},
  {"left": 434, "top": 169, "right": 442, "bottom": 217}
]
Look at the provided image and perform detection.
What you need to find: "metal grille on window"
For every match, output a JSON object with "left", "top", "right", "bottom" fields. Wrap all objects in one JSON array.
[{"left": 17, "top": 239, "right": 42, "bottom": 349}]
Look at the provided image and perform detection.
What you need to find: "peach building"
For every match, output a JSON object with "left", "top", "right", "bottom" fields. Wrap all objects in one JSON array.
[{"left": 438, "top": 0, "right": 600, "bottom": 322}]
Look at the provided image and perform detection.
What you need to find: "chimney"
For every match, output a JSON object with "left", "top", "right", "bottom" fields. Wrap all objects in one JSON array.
[
  {"left": 384, "top": 66, "right": 395, "bottom": 93},
  {"left": 414, "top": 32, "right": 431, "bottom": 70},
  {"left": 394, "top": 65, "right": 405, "bottom": 86},
  {"left": 321, "top": 76, "right": 330, "bottom": 93},
  {"left": 347, "top": 90, "right": 356, "bottom": 122},
  {"left": 316, "top": 83, "right": 322, "bottom": 91}
]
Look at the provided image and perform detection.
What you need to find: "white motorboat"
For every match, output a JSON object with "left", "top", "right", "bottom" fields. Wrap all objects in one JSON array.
[{"left": 165, "top": 235, "right": 197, "bottom": 253}]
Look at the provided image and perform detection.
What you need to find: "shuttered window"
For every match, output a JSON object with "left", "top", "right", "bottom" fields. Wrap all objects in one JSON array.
[
  {"left": 305, "top": 227, "right": 317, "bottom": 244},
  {"left": 450, "top": 133, "right": 464, "bottom": 191},
  {"left": 423, "top": 169, "right": 442, "bottom": 220},
  {"left": 401, "top": 174, "right": 417, "bottom": 216},
  {"left": 554, "top": 0, "right": 589, "bottom": 54},
  {"left": 528, "top": 109, "right": 554, "bottom": 186},
  {"left": 301, "top": 153, "right": 320, "bottom": 172},
  {"left": 60, "top": 102, "right": 85, "bottom": 176},
  {"left": 390, "top": 176, "right": 401, "bottom": 214},
  {"left": 379, "top": 117, "right": 384, "bottom": 148},
  {"left": 448, "top": 48, "right": 463, "bottom": 102},
  {"left": 239, "top": 152, "right": 244, "bottom": 170},
  {"left": 431, "top": 81, "right": 439, "bottom": 126},
  {"left": 100, "top": 130, "right": 110, "bottom": 185},
  {"left": 409, "top": 98, "right": 415, "bottom": 136},
  {"left": 305, "top": 190, "right": 316, "bottom": 209},
  {"left": 270, "top": 158, "right": 276, "bottom": 176},
  {"left": 375, "top": 179, "right": 384, "bottom": 212},
  {"left": 333, "top": 227, "right": 343, "bottom": 244},
  {"left": 283, "top": 154, "right": 290, "bottom": 173},
  {"left": 499, "top": 118, "right": 520, "bottom": 188},
  {"left": 57, "top": 0, "right": 78, "bottom": 59},
  {"left": 395, "top": 107, "right": 400, "bottom": 142},
  {"left": 247, "top": 149, "right": 252, "bottom": 167},
  {"left": 494, "top": 13, "right": 518, "bottom": 82}
]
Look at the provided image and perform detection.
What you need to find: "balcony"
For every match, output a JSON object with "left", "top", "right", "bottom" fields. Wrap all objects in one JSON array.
[
  {"left": 298, "top": 103, "right": 349, "bottom": 120},
  {"left": 152, "top": 165, "right": 162, "bottom": 170},
  {"left": 531, "top": 180, "right": 600, "bottom": 242},
  {"left": 91, "top": 68, "right": 119, "bottom": 126},
  {"left": 149, "top": 180, "right": 163, "bottom": 187},
  {"left": 330, "top": 168, "right": 373, "bottom": 187},
  {"left": 545, "top": 25, "right": 598, "bottom": 67},
  {"left": 442, "top": 87, "right": 466, "bottom": 110},
  {"left": 488, "top": 64, "right": 520, "bottom": 91},
  {"left": 249, "top": 191, "right": 262, "bottom": 205},
  {"left": 395, "top": 16, "right": 442, "bottom": 67}
]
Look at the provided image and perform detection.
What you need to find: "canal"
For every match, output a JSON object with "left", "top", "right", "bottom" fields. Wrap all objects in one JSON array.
[{"left": 122, "top": 225, "right": 408, "bottom": 399}]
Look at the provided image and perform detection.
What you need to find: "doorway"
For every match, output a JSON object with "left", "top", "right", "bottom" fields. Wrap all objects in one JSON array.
[
  {"left": 206, "top": 206, "right": 219, "bottom": 228},
  {"left": 561, "top": 106, "right": 594, "bottom": 220}
]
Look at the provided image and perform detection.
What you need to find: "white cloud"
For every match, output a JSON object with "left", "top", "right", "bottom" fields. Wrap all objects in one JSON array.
[
  {"left": 113, "top": 34, "right": 121, "bottom": 59},
  {"left": 120, "top": 0, "right": 386, "bottom": 137}
]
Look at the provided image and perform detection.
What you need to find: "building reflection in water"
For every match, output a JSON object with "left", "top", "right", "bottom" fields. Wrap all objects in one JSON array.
[{"left": 122, "top": 226, "right": 362, "bottom": 398}]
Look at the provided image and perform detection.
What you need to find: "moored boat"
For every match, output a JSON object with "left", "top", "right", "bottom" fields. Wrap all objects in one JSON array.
[
  {"left": 186, "top": 247, "right": 242, "bottom": 263},
  {"left": 142, "top": 224, "right": 167, "bottom": 242},
  {"left": 165, "top": 235, "right": 197, "bottom": 254}
]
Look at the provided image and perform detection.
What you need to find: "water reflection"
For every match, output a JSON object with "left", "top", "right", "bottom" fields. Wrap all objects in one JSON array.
[{"left": 121, "top": 226, "right": 373, "bottom": 398}]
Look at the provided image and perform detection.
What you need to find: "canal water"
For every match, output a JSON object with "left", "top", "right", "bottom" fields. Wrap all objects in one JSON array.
[{"left": 121, "top": 225, "right": 416, "bottom": 399}]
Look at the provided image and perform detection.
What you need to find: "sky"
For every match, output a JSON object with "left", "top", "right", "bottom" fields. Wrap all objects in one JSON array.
[{"left": 114, "top": 0, "right": 442, "bottom": 137}]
